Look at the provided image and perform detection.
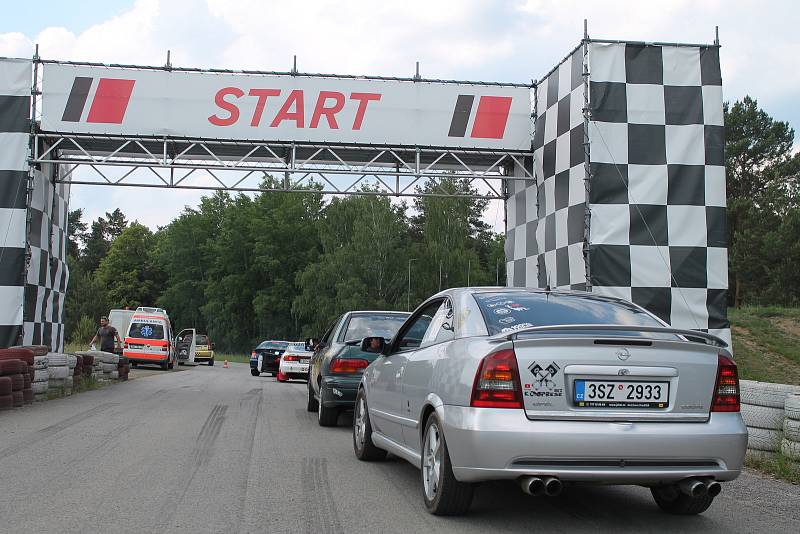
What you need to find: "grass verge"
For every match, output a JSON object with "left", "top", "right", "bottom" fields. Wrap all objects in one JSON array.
[
  {"left": 745, "top": 450, "right": 800, "bottom": 485},
  {"left": 729, "top": 307, "right": 800, "bottom": 385}
]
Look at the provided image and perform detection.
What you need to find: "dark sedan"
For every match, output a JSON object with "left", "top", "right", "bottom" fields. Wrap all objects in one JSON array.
[
  {"left": 307, "top": 311, "right": 409, "bottom": 426},
  {"left": 250, "top": 340, "right": 289, "bottom": 377}
]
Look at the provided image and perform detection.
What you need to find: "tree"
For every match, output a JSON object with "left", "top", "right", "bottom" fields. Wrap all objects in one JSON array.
[
  {"left": 725, "top": 97, "right": 799, "bottom": 305},
  {"left": 67, "top": 209, "right": 87, "bottom": 259},
  {"left": 94, "top": 223, "right": 165, "bottom": 308}
]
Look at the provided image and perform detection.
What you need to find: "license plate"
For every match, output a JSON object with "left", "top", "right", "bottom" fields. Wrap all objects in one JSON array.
[
  {"left": 129, "top": 344, "right": 143, "bottom": 349},
  {"left": 574, "top": 380, "right": 669, "bottom": 408}
]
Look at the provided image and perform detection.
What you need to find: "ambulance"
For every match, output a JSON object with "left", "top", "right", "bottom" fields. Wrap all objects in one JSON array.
[{"left": 123, "top": 307, "right": 176, "bottom": 370}]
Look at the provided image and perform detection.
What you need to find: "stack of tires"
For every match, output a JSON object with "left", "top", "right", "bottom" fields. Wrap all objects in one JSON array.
[
  {"left": 33, "top": 355, "right": 49, "bottom": 401},
  {"left": 95, "top": 351, "right": 119, "bottom": 381},
  {"left": 47, "top": 353, "right": 70, "bottom": 395},
  {"left": 118, "top": 356, "right": 130, "bottom": 381},
  {"left": 79, "top": 353, "right": 94, "bottom": 379},
  {"left": 782, "top": 395, "right": 800, "bottom": 461},
  {"left": 0, "top": 348, "right": 34, "bottom": 409},
  {"left": 741, "top": 380, "right": 800, "bottom": 456},
  {"left": 73, "top": 354, "right": 83, "bottom": 390}
]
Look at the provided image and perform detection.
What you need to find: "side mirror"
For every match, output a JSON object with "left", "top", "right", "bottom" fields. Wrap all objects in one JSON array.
[
  {"left": 305, "top": 338, "right": 318, "bottom": 351},
  {"left": 360, "top": 336, "right": 386, "bottom": 354}
]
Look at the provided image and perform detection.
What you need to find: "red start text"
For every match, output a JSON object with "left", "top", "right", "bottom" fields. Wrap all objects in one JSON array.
[{"left": 207, "top": 88, "right": 382, "bottom": 130}]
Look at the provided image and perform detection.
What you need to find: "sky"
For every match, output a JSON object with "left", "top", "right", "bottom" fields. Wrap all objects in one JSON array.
[{"left": 2, "top": 0, "right": 799, "bottom": 231}]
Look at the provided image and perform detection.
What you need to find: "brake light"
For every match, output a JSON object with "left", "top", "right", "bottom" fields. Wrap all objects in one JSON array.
[
  {"left": 470, "top": 349, "right": 523, "bottom": 409},
  {"left": 284, "top": 355, "right": 299, "bottom": 362},
  {"left": 329, "top": 358, "right": 369, "bottom": 374},
  {"left": 712, "top": 354, "right": 740, "bottom": 412}
]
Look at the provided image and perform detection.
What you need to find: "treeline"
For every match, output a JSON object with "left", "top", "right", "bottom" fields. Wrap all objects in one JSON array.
[
  {"left": 65, "top": 97, "right": 800, "bottom": 350},
  {"left": 65, "top": 177, "right": 505, "bottom": 351}
]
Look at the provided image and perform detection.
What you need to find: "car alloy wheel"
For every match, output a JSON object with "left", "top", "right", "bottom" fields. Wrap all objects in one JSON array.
[
  {"left": 354, "top": 396, "right": 367, "bottom": 450},
  {"left": 423, "top": 421, "right": 443, "bottom": 501}
]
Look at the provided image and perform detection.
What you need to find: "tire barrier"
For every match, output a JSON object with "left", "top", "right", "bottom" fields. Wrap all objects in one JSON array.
[
  {"left": 741, "top": 381, "right": 800, "bottom": 455},
  {"left": 781, "top": 394, "right": 800, "bottom": 461},
  {"left": 117, "top": 355, "right": 130, "bottom": 381}
]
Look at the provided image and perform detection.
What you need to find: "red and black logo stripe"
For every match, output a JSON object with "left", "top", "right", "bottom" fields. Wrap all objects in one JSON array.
[
  {"left": 62, "top": 77, "right": 135, "bottom": 124},
  {"left": 448, "top": 95, "right": 512, "bottom": 139}
]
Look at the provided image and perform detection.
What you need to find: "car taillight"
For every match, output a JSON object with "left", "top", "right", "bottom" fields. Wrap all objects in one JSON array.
[
  {"left": 712, "top": 354, "right": 740, "bottom": 412},
  {"left": 329, "top": 358, "right": 369, "bottom": 374},
  {"left": 284, "top": 355, "right": 299, "bottom": 362},
  {"left": 470, "top": 349, "right": 523, "bottom": 409}
]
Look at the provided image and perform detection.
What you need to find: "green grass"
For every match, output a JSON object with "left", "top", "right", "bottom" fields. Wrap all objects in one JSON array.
[
  {"left": 728, "top": 307, "right": 800, "bottom": 385},
  {"left": 745, "top": 450, "right": 800, "bottom": 485},
  {"left": 215, "top": 353, "right": 251, "bottom": 364}
]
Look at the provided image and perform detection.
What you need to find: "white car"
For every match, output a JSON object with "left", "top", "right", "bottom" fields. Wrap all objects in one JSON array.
[{"left": 278, "top": 342, "right": 313, "bottom": 382}]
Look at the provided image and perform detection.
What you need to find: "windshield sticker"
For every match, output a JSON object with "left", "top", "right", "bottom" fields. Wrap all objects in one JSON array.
[
  {"left": 498, "top": 317, "right": 516, "bottom": 324},
  {"left": 494, "top": 308, "right": 510, "bottom": 315},
  {"left": 507, "top": 305, "right": 530, "bottom": 311},
  {"left": 140, "top": 325, "right": 154, "bottom": 337},
  {"left": 523, "top": 361, "right": 563, "bottom": 398},
  {"left": 500, "top": 322, "right": 533, "bottom": 332},
  {"left": 487, "top": 300, "right": 514, "bottom": 308}
]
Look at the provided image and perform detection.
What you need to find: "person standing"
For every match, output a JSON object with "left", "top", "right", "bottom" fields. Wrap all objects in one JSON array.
[{"left": 89, "top": 316, "right": 122, "bottom": 352}]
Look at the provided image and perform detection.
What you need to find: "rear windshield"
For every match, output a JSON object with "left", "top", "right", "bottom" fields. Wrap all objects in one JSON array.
[
  {"left": 128, "top": 322, "right": 165, "bottom": 339},
  {"left": 473, "top": 292, "right": 664, "bottom": 336},
  {"left": 342, "top": 314, "right": 408, "bottom": 343},
  {"left": 257, "top": 341, "right": 289, "bottom": 350},
  {"left": 195, "top": 335, "right": 209, "bottom": 345}
]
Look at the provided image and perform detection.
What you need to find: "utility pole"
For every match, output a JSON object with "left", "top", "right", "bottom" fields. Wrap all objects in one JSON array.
[
  {"left": 467, "top": 259, "right": 471, "bottom": 286},
  {"left": 496, "top": 258, "right": 500, "bottom": 286},
  {"left": 438, "top": 260, "right": 443, "bottom": 291},
  {"left": 407, "top": 258, "right": 417, "bottom": 311}
]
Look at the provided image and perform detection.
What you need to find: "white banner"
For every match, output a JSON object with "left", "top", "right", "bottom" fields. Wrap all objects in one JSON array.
[{"left": 40, "top": 64, "right": 532, "bottom": 150}]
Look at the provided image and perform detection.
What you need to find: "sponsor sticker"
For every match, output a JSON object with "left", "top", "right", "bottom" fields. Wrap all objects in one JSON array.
[
  {"left": 494, "top": 308, "right": 510, "bottom": 315},
  {"left": 498, "top": 317, "right": 516, "bottom": 324}
]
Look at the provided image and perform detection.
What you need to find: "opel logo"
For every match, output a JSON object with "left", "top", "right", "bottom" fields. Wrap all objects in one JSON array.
[
  {"left": 616, "top": 348, "right": 631, "bottom": 361},
  {"left": 618, "top": 368, "right": 630, "bottom": 376}
]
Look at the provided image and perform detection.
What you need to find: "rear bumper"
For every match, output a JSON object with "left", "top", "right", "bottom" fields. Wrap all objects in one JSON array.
[
  {"left": 320, "top": 376, "right": 360, "bottom": 408},
  {"left": 280, "top": 361, "right": 309, "bottom": 375},
  {"left": 441, "top": 406, "right": 748, "bottom": 484}
]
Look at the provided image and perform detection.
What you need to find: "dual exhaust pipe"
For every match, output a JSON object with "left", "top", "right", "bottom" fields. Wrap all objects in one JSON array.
[
  {"left": 519, "top": 475, "right": 562, "bottom": 497},
  {"left": 678, "top": 477, "right": 721, "bottom": 498},
  {"left": 520, "top": 476, "right": 721, "bottom": 499}
]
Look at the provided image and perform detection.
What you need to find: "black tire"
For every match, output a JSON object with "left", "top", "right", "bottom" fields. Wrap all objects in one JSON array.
[
  {"left": 307, "top": 380, "right": 319, "bottom": 412},
  {"left": 208, "top": 359, "right": 214, "bottom": 366},
  {"left": 353, "top": 389, "right": 387, "bottom": 461},
  {"left": 161, "top": 361, "right": 169, "bottom": 370},
  {"left": 250, "top": 369, "right": 260, "bottom": 377},
  {"left": 651, "top": 486, "right": 715, "bottom": 515},
  {"left": 131, "top": 362, "right": 138, "bottom": 368},
  {"left": 421, "top": 413, "right": 474, "bottom": 516},
  {"left": 168, "top": 359, "right": 174, "bottom": 370},
  {"left": 317, "top": 387, "right": 339, "bottom": 427}
]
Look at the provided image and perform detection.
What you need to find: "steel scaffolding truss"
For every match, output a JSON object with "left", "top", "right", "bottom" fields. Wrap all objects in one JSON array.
[{"left": 31, "top": 133, "right": 532, "bottom": 199}]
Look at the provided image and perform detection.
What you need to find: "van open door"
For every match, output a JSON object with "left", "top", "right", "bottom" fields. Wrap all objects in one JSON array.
[{"left": 176, "top": 329, "right": 197, "bottom": 365}]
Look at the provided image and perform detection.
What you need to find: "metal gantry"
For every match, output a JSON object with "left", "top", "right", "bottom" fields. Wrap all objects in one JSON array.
[{"left": 31, "top": 133, "right": 533, "bottom": 199}]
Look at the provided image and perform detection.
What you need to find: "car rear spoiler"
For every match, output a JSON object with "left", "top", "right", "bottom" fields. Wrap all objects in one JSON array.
[{"left": 489, "top": 324, "right": 727, "bottom": 348}]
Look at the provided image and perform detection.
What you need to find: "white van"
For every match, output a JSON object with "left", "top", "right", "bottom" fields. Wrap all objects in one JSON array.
[
  {"left": 108, "top": 309, "right": 135, "bottom": 354},
  {"left": 123, "top": 308, "right": 176, "bottom": 370}
]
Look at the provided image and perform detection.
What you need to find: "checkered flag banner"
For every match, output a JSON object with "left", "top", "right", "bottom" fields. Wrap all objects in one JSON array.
[
  {"left": 507, "top": 40, "right": 730, "bottom": 347},
  {"left": 0, "top": 58, "right": 70, "bottom": 351}
]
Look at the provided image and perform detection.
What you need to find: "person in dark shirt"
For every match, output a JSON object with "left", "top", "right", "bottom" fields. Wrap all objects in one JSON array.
[{"left": 89, "top": 316, "right": 122, "bottom": 352}]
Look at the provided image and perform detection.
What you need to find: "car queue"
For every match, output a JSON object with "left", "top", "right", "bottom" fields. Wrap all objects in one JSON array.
[{"left": 247, "top": 287, "right": 748, "bottom": 517}]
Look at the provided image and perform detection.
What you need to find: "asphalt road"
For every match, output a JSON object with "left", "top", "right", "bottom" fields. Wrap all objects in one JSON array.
[{"left": 1, "top": 363, "right": 798, "bottom": 533}]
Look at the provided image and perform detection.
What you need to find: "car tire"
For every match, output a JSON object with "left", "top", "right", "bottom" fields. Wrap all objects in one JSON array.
[
  {"left": 208, "top": 359, "right": 214, "bottom": 366},
  {"left": 421, "top": 413, "right": 474, "bottom": 516},
  {"left": 250, "top": 369, "right": 260, "bottom": 377},
  {"left": 651, "top": 486, "right": 715, "bottom": 515},
  {"left": 317, "top": 388, "right": 339, "bottom": 427},
  {"left": 353, "top": 389, "right": 387, "bottom": 461},
  {"left": 307, "top": 381, "right": 319, "bottom": 412}
]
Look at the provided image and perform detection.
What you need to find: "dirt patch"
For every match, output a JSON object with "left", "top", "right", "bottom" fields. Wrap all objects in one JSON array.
[{"left": 772, "top": 317, "right": 800, "bottom": 340}]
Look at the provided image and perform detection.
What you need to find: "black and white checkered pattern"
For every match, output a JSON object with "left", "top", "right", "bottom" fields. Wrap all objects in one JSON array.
[
  {"left": 22, "top": 161, "right": 70, "bottom": 351},
  {"left": 506, "top": 40, "right": 729, "bottom": 347},
  {"left": 0, "top": 58, "right": 31, "bottom": 347},
  {"left": 586, "top": 42, "right": 728, "bottom": 344},
  {"left": 507, "top": 46, "right": 588, "bottom": 291}
]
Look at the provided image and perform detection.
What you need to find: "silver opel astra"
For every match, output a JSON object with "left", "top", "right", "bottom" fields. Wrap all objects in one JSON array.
[{"left": 352, "top": 288, "right": 747, "bottom": 516}]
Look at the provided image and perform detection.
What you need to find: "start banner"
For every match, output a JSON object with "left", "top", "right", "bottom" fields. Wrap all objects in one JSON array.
[{"left": 40, "top": 64, "right": 532, "bottom": 150}]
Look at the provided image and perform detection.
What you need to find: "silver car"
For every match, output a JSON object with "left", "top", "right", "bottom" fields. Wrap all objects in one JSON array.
[{"left": 352, "top": 287, "right": 747, "bottom": 516}]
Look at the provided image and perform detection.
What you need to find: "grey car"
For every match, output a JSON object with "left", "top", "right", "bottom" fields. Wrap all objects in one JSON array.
[{"left": 352, "top": 287, "right": 747, "bottom": 516}]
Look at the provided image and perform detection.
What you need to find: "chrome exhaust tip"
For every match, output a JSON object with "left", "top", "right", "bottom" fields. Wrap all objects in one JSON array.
[
  {"left": 520, "top": 476, "right": 546, "bottom": 497},
  {"left": 678, "top": 478, "right": 707, "bottom": 498},
  {"left": 705, "top": 480, "right": 722, "bottom": 498},
  {"left": 543, "top": 476, "right": 563, "bottom": 497}
]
